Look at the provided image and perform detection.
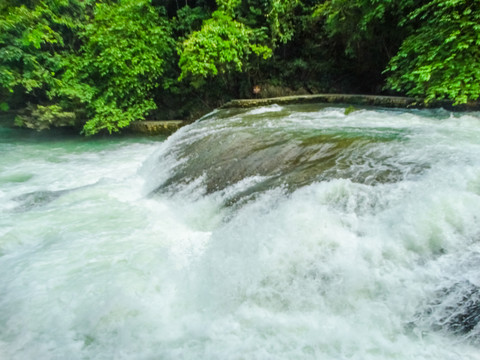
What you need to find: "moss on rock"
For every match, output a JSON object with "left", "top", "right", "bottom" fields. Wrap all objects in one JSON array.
[{"left": 128, "top": 120, "right": 187, "bottom": 135}]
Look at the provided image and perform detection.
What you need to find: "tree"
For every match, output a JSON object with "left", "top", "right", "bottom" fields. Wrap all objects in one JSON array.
[
  {"left": 313, "top": 0, "right": 416, "bottom": 93},
  {"left": 0, "top": 0, "right": 86, "bottom": 128},
  {"left": 3, "top": 0, "right": 479, "bottom": 135},
  {"left": 385, "top": 0, "right": 480, "bottom": 104},
  {"left": 62, "top": 0, "right": 175, "bottom": 135},
  {"left": 177, "top": 9, "right": 271, "bottom": 88}
]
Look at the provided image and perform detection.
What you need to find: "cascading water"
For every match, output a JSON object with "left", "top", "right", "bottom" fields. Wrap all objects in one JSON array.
[{"left": 1, "top": 104, "right": 480, "bottom": 359}]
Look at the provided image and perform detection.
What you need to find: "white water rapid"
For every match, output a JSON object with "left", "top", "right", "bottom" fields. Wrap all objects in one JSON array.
[{"left": 1, "top": 104, "right": 480, "bottom": 359}]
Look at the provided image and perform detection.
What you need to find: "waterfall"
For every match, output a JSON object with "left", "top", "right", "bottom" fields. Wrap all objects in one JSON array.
[{"left": 1, "top": 104, "right": 480, "bottom": 359}]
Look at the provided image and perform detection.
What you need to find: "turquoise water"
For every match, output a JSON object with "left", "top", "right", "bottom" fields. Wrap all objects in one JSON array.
[{"left": 1, "top": 105, "right": 480, "bottom": 359}]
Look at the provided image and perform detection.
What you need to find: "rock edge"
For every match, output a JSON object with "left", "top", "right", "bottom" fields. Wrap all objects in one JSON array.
[
  {"left": 128, "top": 120, "right": 187, "bottom": 135},
  {"left": 221, "top": 94, "right": 480, "bottom": 111}
]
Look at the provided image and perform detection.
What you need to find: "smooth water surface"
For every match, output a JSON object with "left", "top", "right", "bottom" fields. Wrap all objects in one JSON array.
[{"left": 1, "top": 104, "right": 480, "bottom": 359}]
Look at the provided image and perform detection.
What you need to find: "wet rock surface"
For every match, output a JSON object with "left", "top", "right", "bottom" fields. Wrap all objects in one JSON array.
[
  {"left": 152, "top": 104, "right": 429, "bottom": 205},
  {"left": 414, "top": 280, "right": 480, "bottom": 340},
  {"left": 129, "top": 120, "right": 187, "bottom": 135},
  {"left": 221, "top": 94, "right": 480, "bottom": 111}
]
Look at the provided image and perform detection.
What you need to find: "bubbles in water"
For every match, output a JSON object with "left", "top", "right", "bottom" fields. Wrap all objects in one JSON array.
[{"left": 2, "top": 105, "right": 480, "bottom": 359}]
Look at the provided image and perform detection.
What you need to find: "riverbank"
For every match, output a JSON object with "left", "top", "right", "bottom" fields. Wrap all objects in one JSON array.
[
  {"left": 132, "top": 94, "right": 480, "bottom": 135},
  {"left": 0, "top": 112, "right": 188, "bottom": 137},
  {"left": 3, "top": 94, "right": 479, "bottom": 137},
  {"left": 97, "top": 94, "right": 480, "bottom": 135}
]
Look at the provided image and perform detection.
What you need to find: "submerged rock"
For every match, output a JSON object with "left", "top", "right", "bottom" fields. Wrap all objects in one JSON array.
[
  {"left": 151, "top": 104, "right": 429, "bottom": 205},
  {"left": 11, "top": 190, "right": 68, "bottom": 211},
  {"left": 11, "top": 185, "right": 89, "bottom": 212},
  {"left": 414, "top": 280, "right": 480, "bottom": 340}
]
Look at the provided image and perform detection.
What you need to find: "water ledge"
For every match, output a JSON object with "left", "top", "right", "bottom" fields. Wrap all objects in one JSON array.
[{"left": 221, "top": 94, "right": 480, "bottom": 111}]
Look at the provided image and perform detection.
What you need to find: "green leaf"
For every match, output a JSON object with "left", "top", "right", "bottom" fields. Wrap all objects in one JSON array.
[{"left": 0, "top": 102, "right": 9, "bottom": 111}]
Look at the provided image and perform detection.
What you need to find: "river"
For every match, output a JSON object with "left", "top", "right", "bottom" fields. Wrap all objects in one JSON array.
[{"left": 1, "top": 104, "right": 480, "bottom": 359}]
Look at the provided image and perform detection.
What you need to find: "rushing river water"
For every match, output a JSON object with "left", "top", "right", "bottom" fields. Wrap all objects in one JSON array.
[{"left": 1, "top": 104, "right": 480, "bottom": 359}]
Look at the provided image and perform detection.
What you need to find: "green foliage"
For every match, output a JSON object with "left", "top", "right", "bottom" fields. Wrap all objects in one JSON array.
[
  {"left": 316, "top": 0, "right": 389, "bottom": 56},
  {"left": 2, "top": 0, "right": 480, "bottom": 135},
  {"left": 0, "top": 0, "right": 84, "bottom": 102},
  {"left": 0, "top": 102, "right": 9, "bottom": 112},
  {"left": 0, "top": 0, "right": 176, "bottom": 135},
  {"left": 14, "top": 103, "right": 76, "bottom": 130},
  {"left": 266, "top": 0, "right": 299, "bottom": 46},
  {"left": 314, "top": 0, "right": 417, "bottom": 58},
  {"left": 385, "top": 0, "right": 480, "bottom": 104},
  {"left": 226, "top": 0, "right": 300, "bottom": 48},
  {"left": 63, "top": 0, "right": 175, "bottom": 135},
  {"left": 178, "top": 10, "right": 272, "bottom": 87},
  {"left": 173, "top": 5, "right": 211, "bottom": 39},
  {"left": 311, "top": 0, "right": 418, "bottom": 93},
  {"left": 216, "top": 0, "right": 242, "bottom": 15}
]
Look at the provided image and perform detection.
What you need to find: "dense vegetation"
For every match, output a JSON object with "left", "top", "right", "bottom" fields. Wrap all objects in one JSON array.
[{"left": 1, "top": 0, "right": 479, "bottom": 134}]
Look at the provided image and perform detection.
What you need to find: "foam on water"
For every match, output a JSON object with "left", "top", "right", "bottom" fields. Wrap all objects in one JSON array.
[{"left": 1, "top": 105, "right": 480, "bottom": 359}]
